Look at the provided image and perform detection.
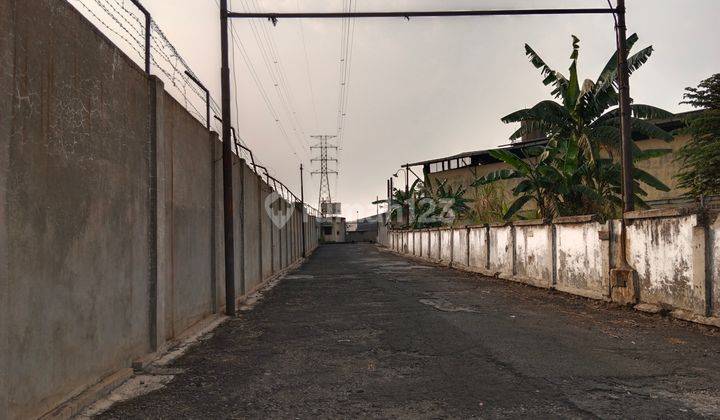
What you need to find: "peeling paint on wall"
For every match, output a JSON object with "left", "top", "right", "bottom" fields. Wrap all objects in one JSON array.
[
  {"left": 555, "top": 222, "right": 608, "bottom": 299},
  {"left": 468, "top": 227, "right": 487, "bottom": 271},
  {"left": 452, "top": 229, "right": 467, "bottom": 267},
  {"left": 627, "top": 215, "right": 704, "bottom": 313},
  {"left": 514, "top": 225, "right": 552, "bottom": 288},
  {"left": 488, "top": 226, "right": 513, "bottom": 277},
  {"left": 440, "top": 229, "right": 452, "bottom": 263}
]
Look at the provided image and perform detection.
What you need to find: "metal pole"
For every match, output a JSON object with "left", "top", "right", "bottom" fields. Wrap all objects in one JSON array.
[
  {"left": 405, "top": 166, "right": 409, "bottom": 226},
  {"left": 184, "top": 70, "right": 211, "bottom": 129},
  {"left": 300, "top": 164, "right": 307, "bottom": 258},
  {"left": 615, "top": 0, "right": 633, "bottom": 214},
  {"left": 129, "top": 0, "right": 151, "bottom": 74},
  {"left": 228, "top": 8, "right": 616, "bottom": 19},
  {"left": 144, "top": 13, "right": 151, "bottom": 74},
  {"left": 389, "top": 177, "right": 394, "bottom": 227},
  {"left": 220, "top": 0, "right": 236, "bottom": 316}
]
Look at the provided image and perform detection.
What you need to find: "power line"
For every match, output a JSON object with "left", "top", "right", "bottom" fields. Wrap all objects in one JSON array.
[
  {"left": 215, "top": 0, "right": 305, "bottom": 163},
  {"left": 297, "top": 0, "right": 320, "bottom": 129},
  {"left": 238, "top": 0, "right": 310, "bottom": 153}
]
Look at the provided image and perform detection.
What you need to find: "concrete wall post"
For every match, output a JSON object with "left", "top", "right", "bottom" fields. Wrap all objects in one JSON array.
[
  {"left": 695, "top": 215, "right": 711, "bottom": 316},
  {"left": 209, "top": 132, "right": 219, "bottom": 313},
  {"left": 551, "top": 223, "right": 558, "bottom": 288},
  {"left": 238, "top": 160, "right": 246, "bottom": 296},
  {"left": 149, "top": 76, "right": 170, "bottom": 352},
  {"left": 450, "top": 228, "right": 454, "bottom": 267},
  {"left": 485, "top": 225, "right": 491, "bottom": 270},
  {"left": 511, "top": 224, "right": 517, "bottom": 277},
  {"left": 466, "top": 227, "right": 471, "bottom": 267},
  {"left": 257, "top": 174, "right": 263, "bottom": 281}
]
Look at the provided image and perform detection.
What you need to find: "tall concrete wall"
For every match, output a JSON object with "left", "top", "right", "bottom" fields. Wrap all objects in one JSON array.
[
  {"left": 387, "top": 208, "right": 720, "bottom": 328},
  {"left": 3, "top": 1, "right": 154, "bottom": 417},
  {"left": 164, "top": 94, "right": 215, "bottom": 339},
  {"left": 243, "top": 170, "right": 262, "bottom": 292},
  {"left": 0, "top": 1, "right": 320, "bottom": 418},
  {"left": 1, "top": 0, "right": 15, "bottom": 416}
]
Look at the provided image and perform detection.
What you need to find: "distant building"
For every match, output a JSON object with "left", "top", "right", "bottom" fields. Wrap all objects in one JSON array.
[
  {"left": 320, "top": 216, "right": 346, "bottom": 243},
  {"left": 406, "top": 112, "right": 697, "bottom": 212},
  {"left": 346, "top": 214, "right": 385, "bottom": 243}
]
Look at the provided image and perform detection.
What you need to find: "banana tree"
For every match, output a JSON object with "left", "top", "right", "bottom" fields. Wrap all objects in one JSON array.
[
  {"left": 472, "top": 141, "right": 671, "bottom": 220},
  {"left": 373, "top": 178, "right": 423, "bottom": 226},
  {"left": 504, "top": 34, "right": 674, "bottom": 162}
]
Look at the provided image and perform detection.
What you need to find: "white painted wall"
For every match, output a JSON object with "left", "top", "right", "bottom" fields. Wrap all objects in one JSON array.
[
  {"left": 514, "top": 224, "right": 553, "bottom": 288},
  {"left": 627, "top": 215, "right": 705, "bottom": 313},
  {"left": 440, "top": 229, "right": 453, "bottom": 264},
  {"left": 452, "top": 228, "right": 468, "bottom": 267},
  {"left": 555, "top": 222, "right": 609, "bottom": 300},
  {"left": 468, "top": 227, "right": 487, "bottom": 272},
  {"left": 488, "top": 226, "right": 513, "bottom": 278}
]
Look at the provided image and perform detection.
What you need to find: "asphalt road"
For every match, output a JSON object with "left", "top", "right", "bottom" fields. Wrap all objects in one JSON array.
[{"left": 99, "top": 243, "right": 720, "bottom": 419}]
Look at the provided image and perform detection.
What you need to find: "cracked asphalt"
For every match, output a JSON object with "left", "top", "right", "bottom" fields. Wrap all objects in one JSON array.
[{"left": 99, "top": 243, "right": 720, "bottom": 419}]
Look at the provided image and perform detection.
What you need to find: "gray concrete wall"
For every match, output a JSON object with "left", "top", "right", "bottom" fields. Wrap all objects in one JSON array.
[
  {"left": 213, "top": 137, "right": 226, "bottom": 311},
  {"left": 4, "top": 1, "right": 152, "bottom": 417},
  {"left": 468, "top": 226, "right": 488, "bottom": 272},
  {"left": 0, "top": 0, "right": 13, "bottom": 415},
  {"left": 164, "top": 94, "right": 214, "bottom": 339},
  {"left": 260, "top": 181, "right": 273, "bottom": 280},
  {"left": 243, "top": 171, "right": 261, "bottom": 292},
  {"left": 1, "top": 1, "right": 319, "bottom": 417}
]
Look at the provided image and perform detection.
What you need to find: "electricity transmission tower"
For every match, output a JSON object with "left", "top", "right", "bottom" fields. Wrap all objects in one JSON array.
[{"left": 310, "top": 135, "right": 338, "bottom": 216}]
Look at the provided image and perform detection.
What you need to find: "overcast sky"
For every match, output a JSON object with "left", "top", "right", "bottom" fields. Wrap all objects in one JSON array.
[{"left": 76, "top": 0, "right": 720, "bottom": 219}]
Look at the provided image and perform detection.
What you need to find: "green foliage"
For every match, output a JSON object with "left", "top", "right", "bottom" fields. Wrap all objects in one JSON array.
[
  {"left": 505, "top": 34, "right": 673, "bottom": 161},
  {"left": 477, "top": 34, "right": 673, "bottom": 220},
  {"left": 675, "top": 74, "right": 720, "bottom": 197},
  {"left": 473, "top": 140, "right": 670, "bottom": 220},
  {"left": 376, "top": 178, "right": 472, "bottom": 228},
  {"left": 681, "top": 74, "right": 720, "bottom": 109},
  {"left": 467, "top": 174, "right": 517, "bottom": 224}
]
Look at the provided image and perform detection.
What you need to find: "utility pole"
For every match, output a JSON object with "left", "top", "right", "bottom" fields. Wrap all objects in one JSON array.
[
  {"left": 310, "top": 135, "right": 338, "bottom": 217},
  {"left": 615, "top": 0, "right": 633, "bottom": 213},
  {"left": 300, "top": 164, "right": 306, "bottom": 258},
  {"left": 389, "top": 177, "right": 394, "bottom": 227},
  {"left": 219, "top": 0, "right": 236, "bottom": 316},
  {"left": 404, "top": 165, "right": 409, "bottom": 226}
]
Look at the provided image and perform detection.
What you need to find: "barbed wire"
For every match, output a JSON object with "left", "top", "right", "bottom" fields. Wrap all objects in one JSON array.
[{"left": 67, "top": 0, "right": 319, "bottom": 215}]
